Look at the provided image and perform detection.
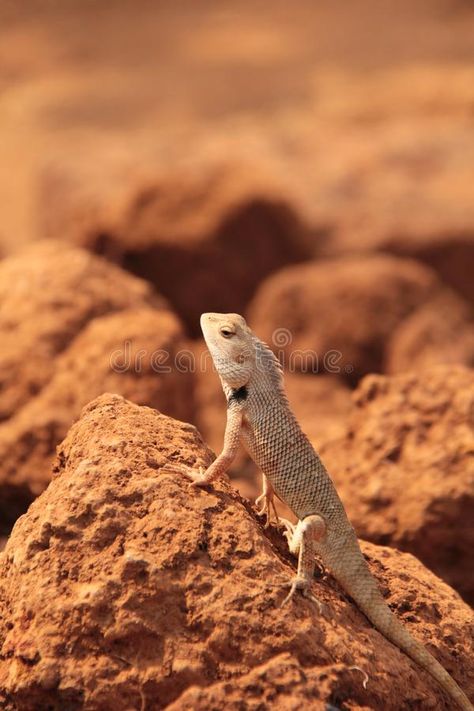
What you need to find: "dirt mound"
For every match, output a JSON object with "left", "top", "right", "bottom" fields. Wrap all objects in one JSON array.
[
  {"left": 22, "top": 62, "right": 474, "bottom": 322},
  {"left": 0, "top": 308, "right": 191, "bottom": 532},
  {"left": 296, "top": 67, "right": 474, "bottom": 303},
  {"left": 248, "top": 254, "right": 465, "bottom": 383},
  {"left": 0, "top": 394, "right": 472, "bottom": 710},
  {"left": 387, "top": 293, "right": 474, "bottom": 373},
  {"left": 40, "top": 164, "right": 310, "bottom": 335},
  {"left": 321, "top": 365, "right": 474, "bottom": 604},
  {"left": 0, "top": 240, "right": 163, "bottom": 423},
  {"left": 381, "top": 232, "right": 474, "bottom": 306}
]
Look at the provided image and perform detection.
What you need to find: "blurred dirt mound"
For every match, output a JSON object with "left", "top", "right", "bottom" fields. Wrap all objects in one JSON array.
[
  {"left": 248, "top": 254, "right": 472, "bottom": 382},
  {"left": 0, "top": 240, "right": 162, "bottom": 422},
  {"left": 387, "top": 292, "right": 474, "bottom": 373},
  {"left": 40, "top": 164, "right": 310, "bottom": 335},
  {"left": 0, "top": 242, "right": 193, "bottom": 532},
  {"left": 281, "top": 373, "right": 353, "bottom": 447},
  {"left": 382, "top": 232, "right": 474, "bottom": 306},
  {"left": 0, "top": 308, "right": 192, "bottom": 532},
  {"left": 322, "top": 365, "right": 474, "bottom": 604},
  {"left": 290, "top": 66, "right": 474, "bottom": 303},
  {"left": 25, "top": 64, "right": 474, "bottom": 319},
  {"left": 0, "top": 394, "right": 472, "bottom": 710}
]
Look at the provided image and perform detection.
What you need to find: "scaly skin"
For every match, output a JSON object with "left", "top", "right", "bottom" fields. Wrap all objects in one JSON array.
[{"left": 170, "top": 312, "right": 473, "bottom": 711}]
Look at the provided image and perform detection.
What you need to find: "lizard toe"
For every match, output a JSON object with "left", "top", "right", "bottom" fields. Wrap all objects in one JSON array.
[
  {"left": 164, "top": 463, "right": 208, "bottom": 486},
  {"left": 278, "top": 517, "right": 296, "bottom": 534},
  {"left": 301, "top": 587, "right": 326, "bottom": 615},
  {"left": 279, "top": 576, "right": 324, "bottom": 612},
  {"left": 279, "top": 576, "right": 306, "bottom": 607}
]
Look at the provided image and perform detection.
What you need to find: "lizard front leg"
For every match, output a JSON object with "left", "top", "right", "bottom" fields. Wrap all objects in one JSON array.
[
  {"left": 281, "top": 514, "right": 326, "bottom": 609},
  {"left": 255, "top": 475, "right": 280, "bottom": 527},
  {"left": 165, "top": 399, "right": 244, "bottom": 487}
]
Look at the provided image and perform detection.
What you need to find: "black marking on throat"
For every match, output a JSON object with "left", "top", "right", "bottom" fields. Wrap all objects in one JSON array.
[{"left": 228, "top": 385, "right": 248, "bottom": 404}]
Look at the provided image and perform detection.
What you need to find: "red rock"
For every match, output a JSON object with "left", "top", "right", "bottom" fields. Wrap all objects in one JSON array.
[
  {"left": 0, "top": 394, "right": 471, "bottom": 710},
  {"left": 294, "top": 67, "right": 474, "bottom": 303},
  {"left": 285, "top": 373, "right": 352, "bottom": 446},
  {"left": 381, "top": 232, "right": 474, "bottom": 307}
]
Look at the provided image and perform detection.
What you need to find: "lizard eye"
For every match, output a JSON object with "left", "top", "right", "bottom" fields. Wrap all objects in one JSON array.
[{"left": 220, "top": 327, "right": 235, "bottom": 338}]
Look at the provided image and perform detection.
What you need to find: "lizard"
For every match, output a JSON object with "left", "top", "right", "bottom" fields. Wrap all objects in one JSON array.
[{"left": 168, "top": 311, "right": 473, "bottom": 711}]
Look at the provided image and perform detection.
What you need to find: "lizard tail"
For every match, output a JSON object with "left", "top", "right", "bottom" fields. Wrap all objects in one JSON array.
[{"left": 322, "top": 538, "right": 473, "bottom": 711}]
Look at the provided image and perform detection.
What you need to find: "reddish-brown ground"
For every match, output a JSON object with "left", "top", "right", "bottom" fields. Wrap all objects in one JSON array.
[
  {"left": 0, "top": 395, "right": 472, "bottom": 711},
  {"left": 0, "top": 3, "right": 473, "bottom": 709}
]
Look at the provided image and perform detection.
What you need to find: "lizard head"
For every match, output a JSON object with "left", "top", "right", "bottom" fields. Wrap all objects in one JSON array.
[{"left": 200, "top": 312, "right": 256, "bottom": 389}]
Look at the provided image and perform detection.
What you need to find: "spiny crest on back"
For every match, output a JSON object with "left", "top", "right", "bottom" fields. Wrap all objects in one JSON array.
[{"left": 251, "top": 333, "right": 287, "bottom": 399}]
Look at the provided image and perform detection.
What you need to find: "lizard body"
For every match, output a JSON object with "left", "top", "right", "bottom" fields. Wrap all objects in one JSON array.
[{"left": 173, "top": 312, "right": 472, "bottom": 710}]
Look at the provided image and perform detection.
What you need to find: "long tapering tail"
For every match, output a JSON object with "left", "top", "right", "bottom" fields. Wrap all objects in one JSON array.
[{"left": 321, "top": 535, "right": 473, "bottom": 711}]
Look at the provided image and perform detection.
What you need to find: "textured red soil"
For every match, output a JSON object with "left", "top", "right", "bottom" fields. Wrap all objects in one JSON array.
[
  {"left": 0, "top": 395, "right": 472, "bottom": 711},
  {"left": 0, "top": 3, "right": 473, "bottom": 709}
]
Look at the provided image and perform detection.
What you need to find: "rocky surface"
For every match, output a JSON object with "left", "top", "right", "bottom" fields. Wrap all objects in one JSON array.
[
  {"left": 0, "top": 6, "right": 473, "bottom": 708},
  {"left": 0, "top": 395, "right": 474, "bottom": 711},
  {"left": 0, "top": 241, "right": 163, "bottom": 423},
  {"left": 322, "top": 365, "right": 474, "bottom": 605},
  {"left": 0, "top": 308, "right": 192, "bottom": 532},
  {"left": 248, "top": 254, "right": 466, "bottom": 382},
  {"left": 0, "top": 394, "right": 472, "bottom": 711}
]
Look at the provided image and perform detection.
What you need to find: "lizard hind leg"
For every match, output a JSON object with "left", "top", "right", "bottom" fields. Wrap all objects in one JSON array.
[{"left": 281, "top": 514, "right": 326, "bottom": 610}]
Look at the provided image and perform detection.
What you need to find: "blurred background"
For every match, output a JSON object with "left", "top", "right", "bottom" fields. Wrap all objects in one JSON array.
[
  {"left": 0, "top": 0, "right": 473, "bottom": 601},
  {"left": 1, "top": 0, "right": 474, "bottom": 253}
]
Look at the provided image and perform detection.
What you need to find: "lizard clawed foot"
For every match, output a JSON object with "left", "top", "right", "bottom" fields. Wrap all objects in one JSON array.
[
  {"left": 279, "top": 518, "right": 302, "bottom": 557},
  {"left": 279, "top": 517, "right": 295, "bottom": 538},
  {"left": 278, "top": 576, "right": 325, "bottom": 614},
  {"left": 162, "top": 463, "right": 208, "bottom": 487},
  {"left": 255, "top": 491, "right": 280, "bottom": 528}
]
